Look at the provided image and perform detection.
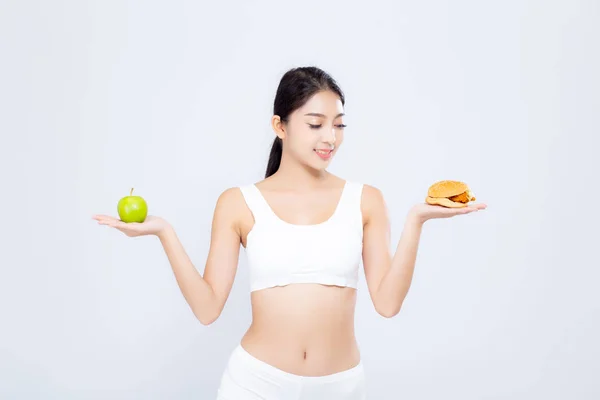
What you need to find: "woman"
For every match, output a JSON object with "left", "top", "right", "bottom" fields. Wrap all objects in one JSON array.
[{"left": 93, "top": 66, "right": 486, "bottom": 399}]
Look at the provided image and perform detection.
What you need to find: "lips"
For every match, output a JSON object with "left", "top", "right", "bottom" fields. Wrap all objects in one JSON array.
[{"left": 314, "top": 149, "right": 333, "bottom": 160}]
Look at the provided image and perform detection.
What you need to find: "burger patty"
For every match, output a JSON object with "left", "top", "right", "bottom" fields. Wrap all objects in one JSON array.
[{"left": 449, "top": 192, "right": 471, "bottom": 203}]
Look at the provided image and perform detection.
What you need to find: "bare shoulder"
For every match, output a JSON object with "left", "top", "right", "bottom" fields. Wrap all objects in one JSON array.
[
  {"left": 216, "top": 186, "right": 244, "bottom": 206},
  {"left": 213, "top": 187, "right": 248, "bottom": 229},
  {"left": 361, "top": 184, "right": 386, "bottom": 208},
  {"left": 360, "top": 184, "right": 389, "bottom": 223}
]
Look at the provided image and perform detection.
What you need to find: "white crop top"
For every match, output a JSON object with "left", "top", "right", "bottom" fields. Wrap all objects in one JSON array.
[{"left": 239, "top": 181, "right": 364, "bottom": 292}]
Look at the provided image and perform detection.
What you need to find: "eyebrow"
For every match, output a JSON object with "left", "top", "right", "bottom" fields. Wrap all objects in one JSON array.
[{"left": 304, "top": 113, "right": 345, "bottom": 118}]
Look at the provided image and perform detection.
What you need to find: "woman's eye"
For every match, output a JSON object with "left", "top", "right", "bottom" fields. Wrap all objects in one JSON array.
[{"left": 308, "top": 124, "right": 347, "bottom": 129}]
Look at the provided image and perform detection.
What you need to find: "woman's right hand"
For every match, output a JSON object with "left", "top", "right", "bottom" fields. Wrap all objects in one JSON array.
[{"left": 92, "top": 214, "right": 171, "bottom": 238}]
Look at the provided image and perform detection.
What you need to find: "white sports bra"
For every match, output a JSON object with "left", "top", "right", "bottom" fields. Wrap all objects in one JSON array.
[{"left": 239, "top": 181, "right": 364, "bottom": 292}]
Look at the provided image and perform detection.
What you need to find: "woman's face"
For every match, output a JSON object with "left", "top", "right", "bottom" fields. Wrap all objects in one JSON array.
[{"left": 273, "top": 90, "right": 346, "bottom": 171}]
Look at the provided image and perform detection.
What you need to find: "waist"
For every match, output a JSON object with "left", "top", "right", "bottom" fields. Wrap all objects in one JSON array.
[
  {"left": 231, "top": 343, "right": 364, "bottom": 381},
  {"left": 250, "top": 273, "right": 359, "bottom": 292},
  {"left": 241, "top": 283, "right": 360, "bottom": 376}
]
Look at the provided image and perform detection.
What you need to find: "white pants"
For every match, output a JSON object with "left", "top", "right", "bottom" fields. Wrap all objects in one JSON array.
[{"left": 216, "top": 344, "right": 367, "bottom": 400}]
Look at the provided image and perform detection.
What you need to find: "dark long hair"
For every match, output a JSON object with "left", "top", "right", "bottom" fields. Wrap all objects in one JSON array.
[{"left": 265, "top": 66, "right": 345, "bottom": 178}]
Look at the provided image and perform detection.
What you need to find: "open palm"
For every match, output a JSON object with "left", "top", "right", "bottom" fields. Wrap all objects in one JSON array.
[
  {"left": 411, "top": 202, "right": 488, "bottom": 222},
  {"left": 92, "top": 214, "right": 169, "bottom": 237}
]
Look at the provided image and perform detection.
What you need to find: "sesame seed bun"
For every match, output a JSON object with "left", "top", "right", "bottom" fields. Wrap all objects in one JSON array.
[{"left": 427, "top": 180, "right": 470, "bottom": 198}]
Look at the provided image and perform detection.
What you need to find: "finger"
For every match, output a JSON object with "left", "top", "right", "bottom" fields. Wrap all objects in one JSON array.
[
  {"left": 96, "top": 219, "right": 120, "bottom": 228},
  {"left": 97, "top": 218, "right": 124, "bottom": 228},
  {"left": 461, "top": 205, "right": 485, "bottom": 214},
  {"left": 464, "top": 205, "right": 485, "bottom": 212},
  {"left": 113, "top": 220, "right": 133, "bottom": 230},
  {"left": 93, "top": 215, "right": 120, "bottom": 223},
  {"left": 95, "top": 216, "right": 117, "bottom": 226}
]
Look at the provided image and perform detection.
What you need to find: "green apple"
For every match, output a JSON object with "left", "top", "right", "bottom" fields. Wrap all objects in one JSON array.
[{"left": 117, "top": 188, "right": 148, "bottom": 223}]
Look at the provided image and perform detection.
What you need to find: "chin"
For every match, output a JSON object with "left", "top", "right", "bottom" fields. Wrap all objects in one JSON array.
[
  {"left": 303, "top": 160, "right": 329, "bottom": 172},
  {"left": 306, "top": 164, "right": 328, "bottom": 172}
]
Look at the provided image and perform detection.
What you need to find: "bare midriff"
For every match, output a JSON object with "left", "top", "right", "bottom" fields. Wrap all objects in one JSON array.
[{"left": 240, "top": 283, "right": 360, "bottom": 377}]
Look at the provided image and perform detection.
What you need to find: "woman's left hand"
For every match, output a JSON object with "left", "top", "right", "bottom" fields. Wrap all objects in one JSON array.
[{"left": 409, "top": 202, "right": 487, "bottom": 224}]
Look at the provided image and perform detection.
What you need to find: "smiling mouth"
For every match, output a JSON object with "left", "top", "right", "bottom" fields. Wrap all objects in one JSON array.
[
  {"left": 314, "top": 149, "right": 333, "bottom": 160},
  {"left": 314, "top": 149, "right": 333, "bottom": 155}
]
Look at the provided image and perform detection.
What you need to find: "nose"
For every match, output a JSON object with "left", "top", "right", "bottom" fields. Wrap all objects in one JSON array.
[{"left": 321, "top": 127, "right": 336, "bottom": 145}]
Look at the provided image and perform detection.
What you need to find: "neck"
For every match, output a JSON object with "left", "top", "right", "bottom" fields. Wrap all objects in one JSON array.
[{"left": 272, "top": 152, "right": 330, "bottom": 189}]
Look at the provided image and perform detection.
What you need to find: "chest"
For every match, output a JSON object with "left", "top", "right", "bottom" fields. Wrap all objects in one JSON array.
[
  {"left": 261, "top": 191, "right": 343, "bottom": 226},
  {"left": 245, "top": 221, "right": 363, "bottom": 272}
]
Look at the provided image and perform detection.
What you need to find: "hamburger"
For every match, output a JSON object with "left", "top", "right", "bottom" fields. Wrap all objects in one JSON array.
[{"left": 425, "top": 180, "right": 476, "bottom": 208}]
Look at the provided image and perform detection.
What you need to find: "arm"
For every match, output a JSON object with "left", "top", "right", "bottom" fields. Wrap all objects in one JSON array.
[
  {"left": 361, "top": 185, "right": 424, "bottom": 318},
  {"left": 158, "top": 187, "right": 243, "bottom": 325}
]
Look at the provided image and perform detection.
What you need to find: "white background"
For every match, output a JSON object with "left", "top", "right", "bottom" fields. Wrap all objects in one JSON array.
[{"left": 1, "top": 0, "right": 598, "bottom": 398}]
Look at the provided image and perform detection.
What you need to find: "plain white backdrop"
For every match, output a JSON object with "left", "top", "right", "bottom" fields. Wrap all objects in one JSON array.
[{"left": 1, "top": 0, "right": 598, "bottom": 398}]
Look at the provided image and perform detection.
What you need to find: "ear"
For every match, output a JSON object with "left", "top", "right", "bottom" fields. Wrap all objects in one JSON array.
[{"left": 271, "top": 115, "right": 286, "bottom": 140}]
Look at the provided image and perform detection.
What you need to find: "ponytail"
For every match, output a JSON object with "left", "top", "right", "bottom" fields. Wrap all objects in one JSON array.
[{"left": 265, "top": 137, "right": 282, "bottom": 178}]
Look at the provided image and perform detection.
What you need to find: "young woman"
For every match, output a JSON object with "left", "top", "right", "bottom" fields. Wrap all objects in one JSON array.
[{"left": 93, "top": 66, "right": 486, "bottom": 399}]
